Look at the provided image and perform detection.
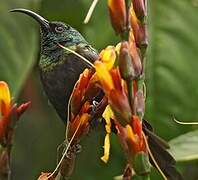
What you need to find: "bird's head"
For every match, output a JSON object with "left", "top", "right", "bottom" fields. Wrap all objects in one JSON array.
[{"left": 10, "top": 8, "right": 87, "bottom": 54}]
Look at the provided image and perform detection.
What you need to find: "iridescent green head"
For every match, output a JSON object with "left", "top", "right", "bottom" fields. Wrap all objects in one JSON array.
[{"left": 10, "top": 8, "right": 87, "bottom": 55}]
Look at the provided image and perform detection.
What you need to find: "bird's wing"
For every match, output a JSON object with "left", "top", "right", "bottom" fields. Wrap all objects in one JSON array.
[{"left": 143, "top": 120, "right": 184, "bottom": 180}]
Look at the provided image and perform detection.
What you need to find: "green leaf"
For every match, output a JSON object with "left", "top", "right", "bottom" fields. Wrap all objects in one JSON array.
[
  {"left": 0, "top": 0, "right": 40, "bottom": 97},
  {"left": 145, "top": 0, "right": 198, "bottom": 139},
  {"left": 169, "top": 130, "right": 198, "bottom": 161}
]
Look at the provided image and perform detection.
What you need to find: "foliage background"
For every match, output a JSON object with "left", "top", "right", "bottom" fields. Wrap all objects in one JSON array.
[{"left": 0, "top": 0, "right": 198, "bottom": 179}]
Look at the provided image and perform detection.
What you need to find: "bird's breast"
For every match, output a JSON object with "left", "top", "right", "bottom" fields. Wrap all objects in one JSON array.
[{"left": 40, "top": 53, "right": 89, "bottom": 121}]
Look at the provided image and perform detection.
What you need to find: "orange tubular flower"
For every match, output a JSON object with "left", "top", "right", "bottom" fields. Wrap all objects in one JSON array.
[
  {"left": 116, "top": 115, "right": 146, "bottom": 159},
  {"left": 108, "top": 0, "right": 127, "bottom": 35},
  {"left": 95, "top": 47, "right": 132, "bottom": 124},
  {"left": 71, "top": 68, "right": 93, "bottom": 116},
  {"left": 130, "top": 6, "right": 147, "bottom": 47},
  {"left": 0, "top": 81, "right": 30, "bottom": 144},
  {"left": 68, "top": 112, "right": 90, "bottom": 143},
  {"left": 94, "top": 46, "right": 116, "bottom": 95}
]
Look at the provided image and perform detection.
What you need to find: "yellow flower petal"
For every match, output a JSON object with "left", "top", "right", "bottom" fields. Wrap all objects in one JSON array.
[
  {"left": 0, "top": 81, "right": 11, "bottom": 116},
  {"left": 95, "top": 61, "right": 114, "bottom": 94},
  {"left": 115, "top": 43, "right": 121, "bottom": 54},
  {"left": 102, "top": 105, "right": 113, "bottom": 134},
  {"left": 130, "top": 7, "right": 139, "bottom": 24},
  {"left": 101, "top": 105, "right": 114, "bottom": 163},
  {"left": 100, "top": 46, "right": 116, "bottom": 70},
  {"left": 126, "top": 124, "right": 136, "bottom": 142},
  {"left": 101, "top": 133, "right": 110, "bottom": 163}
]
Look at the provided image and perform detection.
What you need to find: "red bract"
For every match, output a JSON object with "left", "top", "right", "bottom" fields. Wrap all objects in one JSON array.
[{"left": 108, "top": 0, "right": 127, "bottom": 35}]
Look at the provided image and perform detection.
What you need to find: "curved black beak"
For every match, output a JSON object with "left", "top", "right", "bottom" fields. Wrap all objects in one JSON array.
[{"left": 9, "top": 8, "right": 50, "bottom": 29}]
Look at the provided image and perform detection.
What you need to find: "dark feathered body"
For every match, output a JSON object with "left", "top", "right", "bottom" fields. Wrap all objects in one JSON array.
[
  {"left": 39, "top": 46, "right": 98, "bottom": 121},
  {"left": 35, "top": 21, "right": 98, "bottom": 121}
]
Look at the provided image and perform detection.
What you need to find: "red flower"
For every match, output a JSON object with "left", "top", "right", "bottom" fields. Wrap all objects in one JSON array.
[{"left": 0, "top": 81, "right": 30, "bottom": 144}]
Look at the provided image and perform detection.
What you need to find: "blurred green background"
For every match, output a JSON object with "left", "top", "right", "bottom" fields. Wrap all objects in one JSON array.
[{"left": 0, "top": 0, "right": 198, "bottom": 179}]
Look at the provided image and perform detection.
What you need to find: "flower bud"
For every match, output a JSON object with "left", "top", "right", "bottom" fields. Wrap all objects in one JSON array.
[
  {"left": 134, "top": 89, "right": 145, "bottom": 118},
  {"left": 108, "top": 0, "right": 127, "bottom": 35},
  {"left": 130, "top": 8, "right": 148, "bottom": 49},
  {"left": 119, "top": 41, "right": 135, "bottom": 80}
]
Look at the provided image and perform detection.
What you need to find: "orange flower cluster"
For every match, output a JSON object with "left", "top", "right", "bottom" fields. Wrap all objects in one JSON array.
[
  {"left": 0, "top": 81, "right": 30, "bottom": 145},
  {"left": 66, "top": 0, "right": 149, "bottom": 177},
  {"left": 95, "top": 46, "right": 146, "bottom": 163},
  {"left": 67, "top": 44, "right": 146, "bottom": 163},
  {"left": 68, "top": 69, "right": 95, "bottom": 143}
]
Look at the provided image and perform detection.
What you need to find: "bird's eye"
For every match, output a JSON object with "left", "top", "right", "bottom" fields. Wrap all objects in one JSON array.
[{"left": 55, "top": 26, "right": 64, "bottom": 33}]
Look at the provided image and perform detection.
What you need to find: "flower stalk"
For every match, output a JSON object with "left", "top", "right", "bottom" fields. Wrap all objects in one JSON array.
[{"left": 0, "top": 81, "right": 30, "bottom": 180}]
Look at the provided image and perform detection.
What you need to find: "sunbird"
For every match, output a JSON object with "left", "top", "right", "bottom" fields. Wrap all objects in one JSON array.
[
  {"left": 10, "top": 8, "right": 183, "bottom": 180},
  {"left": 10, "top": 8, "right": 98, "bottom": 121}
]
